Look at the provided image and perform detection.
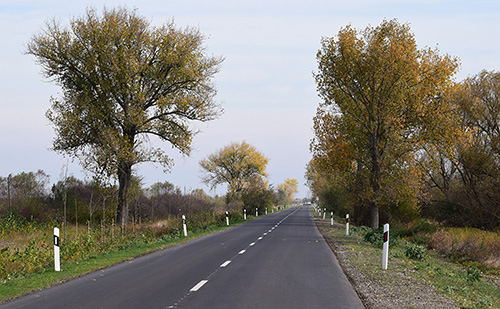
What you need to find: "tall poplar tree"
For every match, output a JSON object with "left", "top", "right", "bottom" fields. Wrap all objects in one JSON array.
[{"left": 27, "top": 7, "right": 223, "bottom": 225}]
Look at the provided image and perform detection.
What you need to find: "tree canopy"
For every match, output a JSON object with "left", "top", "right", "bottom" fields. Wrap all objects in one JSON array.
[
  {"left": 277, "top": 178, "right": 299, "bottom": 206},
  {"left": 199, "top": 141, "right": 269, "bottom": 201},
  {"left": 312, "top": 19, "right": 459, "bottom": 228},
  {"left": 26, "top": 7, "right": 223, "bottom": 225}
]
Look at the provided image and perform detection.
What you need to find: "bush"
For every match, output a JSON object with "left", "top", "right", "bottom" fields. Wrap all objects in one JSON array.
[
  {"left": 363, "top": 227, "right": 399, "bottom": 248},
  {"left": 466, "top": 265, "right": 482, "bottom": 283},
  {"left": 429, "top": 228, "right": 500, "bottom": 268},
  {"left": 405, "top": 243, "right": 428, "bottom": 261}
]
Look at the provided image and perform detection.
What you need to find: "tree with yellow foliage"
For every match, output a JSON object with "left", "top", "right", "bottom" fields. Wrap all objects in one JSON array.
[
  {"left": 277, "top": 178, "right": 299, "bottom": 206},
  {"left": 199, "top": 141, "right": 269, "bottom": 202},
  {"left": 27, "top": 7, "right": 223, "bottom": 226},
  {"left": 313, "top": 19, "right": 459, "bottom": 228}
]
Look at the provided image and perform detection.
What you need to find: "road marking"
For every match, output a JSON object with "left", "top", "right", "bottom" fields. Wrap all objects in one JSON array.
[
  {"left": 263, "top": 233, "right": 267, "bottom": 236},
  {"left": 220, "top": 260, "right": 231, "bottom": 267},
  {"left": 258, "top": 237, "right": 263, "bottom": 240},
  {"left": 239, "top": 249, "right": 246, "bottom": 255},
  {"left": 249, "top": 242, "right": 255, "bottom": 246},
  {"left": 190, "top": 280, "right": 208, "bottom": 292}
]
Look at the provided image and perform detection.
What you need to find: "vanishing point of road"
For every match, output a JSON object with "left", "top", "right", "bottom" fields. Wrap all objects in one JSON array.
[{"left": 1, "top": 205, "right": 364, "bottom": 308}]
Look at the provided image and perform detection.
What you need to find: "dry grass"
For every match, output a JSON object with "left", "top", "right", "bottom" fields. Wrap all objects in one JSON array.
[{"left": 429, "top": 228, "right": 500, "bottom": 268}]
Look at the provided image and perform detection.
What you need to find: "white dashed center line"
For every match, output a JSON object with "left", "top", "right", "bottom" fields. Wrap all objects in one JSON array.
[
  {"left": 190, "top": 280, "right": 208, "bottom": 292},
  {"left": 220, "top": 260, "right": 231, "bottom": 268},
  {"left": 239, "top": 249, "right": 246, "bottom": 255}
]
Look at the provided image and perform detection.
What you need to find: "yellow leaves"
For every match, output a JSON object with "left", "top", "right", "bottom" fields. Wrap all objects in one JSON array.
[
  {"left": 199, "top": 141, "right": 269, "bottom": 196},
  {"left": 312, "top": 19, "right": 464, "bottom": 224},
  {"left": 277, "top": 178, "right": 299, "bottom": 205}
]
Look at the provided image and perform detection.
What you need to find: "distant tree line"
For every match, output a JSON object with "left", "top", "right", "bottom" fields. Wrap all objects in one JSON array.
[{"left": 0, "top": 170, "right": 299, "bottom": 227}]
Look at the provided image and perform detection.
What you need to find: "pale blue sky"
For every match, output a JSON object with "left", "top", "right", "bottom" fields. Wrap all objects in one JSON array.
[{"left": 1, "top": 0, "right": 499, "bottom": 197}]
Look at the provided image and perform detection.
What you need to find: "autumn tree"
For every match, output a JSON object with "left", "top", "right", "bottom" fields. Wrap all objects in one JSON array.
[
  {"left": 423, "top": 71, "right": 500, "bottom": 229},
  {"left": 277, "top": 178, "right": 299, "bottom": 206},
  {"left": 26, "top": 7, "right": 223, "bottom": 226},
  {"left": 313, "top": 19, "right": 459, "bottom": 228},
  {"left": 199, "top": 141, "right": 269, "bottom": 202}
]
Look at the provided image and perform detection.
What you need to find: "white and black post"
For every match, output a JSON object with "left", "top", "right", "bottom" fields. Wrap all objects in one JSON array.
[
  {"left": 382, "top": 223, "right": 389, "bottom": 270},
  {"left": 244, "top": 209, "right": 247, "bottom": 220},
  {"left": 265, "top": 208, "right": 268, "bottom": 215},
  {"left": 345, "top": 214, "right": 350, "bottom": 236},
  {"left": 226, "top": 211, "right": 229, "bottom": 226},
  {"left": 256, "top": 208, "right": 258, "bottom": 217},
  {"left": 330, "top": 211, "right": 334, "bottom": 226},
  {"left": 323, "top": 208, "right": 326, "bottom": 220},
  {"left": 54, "top": 227, "right": 60, "bottom": 272},
  {"left": 182, "top": 215, "right": 188, "bottom": 237}
]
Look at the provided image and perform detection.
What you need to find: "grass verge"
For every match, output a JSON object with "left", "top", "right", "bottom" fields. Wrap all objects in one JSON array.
[
  {"left": 313, "top": 213, "right": 500, "bottom": 309},
  {"left": 0, "top": 221, "right": 245, "bottom": 303}
]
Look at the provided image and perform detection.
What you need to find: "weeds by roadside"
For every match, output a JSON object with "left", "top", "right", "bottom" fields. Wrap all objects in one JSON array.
[
  {"left": 0, "top": 209, "right": 258, "bottom": 302},
  {"left": 313, "top": 211, "right": 500, "bottom": 308}
]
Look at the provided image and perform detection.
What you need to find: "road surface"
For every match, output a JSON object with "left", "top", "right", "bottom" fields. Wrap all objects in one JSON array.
[{"left": 1, "top": 206, "right": 364, "bottom": 308}]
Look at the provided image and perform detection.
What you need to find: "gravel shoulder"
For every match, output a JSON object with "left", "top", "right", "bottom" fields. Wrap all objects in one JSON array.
[{"left": 314, "top": 219, "right": 458, "bottom": 309}]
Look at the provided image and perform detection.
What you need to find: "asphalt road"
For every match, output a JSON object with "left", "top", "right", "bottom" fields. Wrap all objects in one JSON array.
[{"left": 1, "top": 206, "right": 364, "bottom": 309}]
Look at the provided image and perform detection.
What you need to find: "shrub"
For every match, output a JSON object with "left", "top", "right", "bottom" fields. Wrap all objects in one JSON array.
[
  {"left": 363, "top": 227, "right": 399, "bottom": 248},
  {"left": 363, "top": 228, "right": 384, "bottom": 247},
  {"left": 465, "top": 265, "right": 482, "bottom": 283},
  {"left": 405, "top": 243, "right": 428, "bottom": 261}
]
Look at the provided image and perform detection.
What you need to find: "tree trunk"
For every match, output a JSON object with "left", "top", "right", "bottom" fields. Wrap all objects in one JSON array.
[
  {"left": 369, "top": 133, "right": 381, "bottom": 229},
  {"left": 116, "top": 161, "right": 132, "bottom": 227}
]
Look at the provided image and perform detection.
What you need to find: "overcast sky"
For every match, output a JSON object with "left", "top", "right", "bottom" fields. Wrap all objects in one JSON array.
[{"left": 1, "top": 0, "right": 499, "bottom": 198}]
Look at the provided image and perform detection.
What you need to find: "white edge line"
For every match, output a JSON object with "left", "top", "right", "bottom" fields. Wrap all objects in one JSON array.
[
  {"left": 190, "top": 280, "right": 208, "bottom": 292},
  {"left": 220, "top": 260, "right": 231, "bottom": 267}
]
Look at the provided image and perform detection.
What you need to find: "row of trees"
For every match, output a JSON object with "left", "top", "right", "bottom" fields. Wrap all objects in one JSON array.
[
  {"left": 307, "top": 19, "right": 500, "bottom": 230},
  {"left": 0, "top": 169, "right": 298, "bottom": 226}
]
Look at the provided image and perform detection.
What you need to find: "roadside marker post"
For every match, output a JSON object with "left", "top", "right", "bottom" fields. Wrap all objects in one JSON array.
[
  {"left": 382, "top": 223, "right": 389, "bottom": 270},
  {"left": 345, "top": 214, "right": 349, "bottom": 236},
  {"left": 182, "top": 215, "right": 188, "bottom": 237},
  {"left": 265, "top": 208, "right": 268, "bottom": 215},
  {"left": 244, "top": 209, "right": 247, "bottom": 220},
  {"left": 330, "top": 212, "right": 333, "bottom": 226},
  {"left": 54, "top": 227, "right": 60, "bottom": 272},
  {"left": 256, "top": 208, "right": 258, "bottom": 217},
  {"left": 323, "top": 208, "right": 326, "bottom": 220},
  {"left": 226, "top": 211, "right": 229, "bottom": 226}
]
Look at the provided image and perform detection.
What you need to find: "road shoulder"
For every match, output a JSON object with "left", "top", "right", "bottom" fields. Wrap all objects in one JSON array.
[{"left": 314, "top": 219, "right": 458, "bottom": 309}]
